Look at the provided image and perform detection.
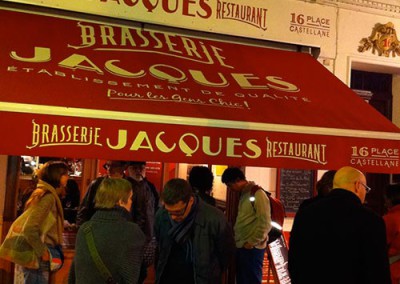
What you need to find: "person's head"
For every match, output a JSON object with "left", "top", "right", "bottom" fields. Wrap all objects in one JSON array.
[
  {"left": 316, "top": 170, "right": 336, "bottom": 197},
  {"left": 221, "top": 167, "right": 247, "bottom": 192},
  {"left": 37, "top": 161, "right": 69, "bottom": 189},
  {"left": 27, "top": 172, "right": 39, "bottom": 190},
  {"left": 162, "top": 178, "right": 194, "bottom": 222},
  {"left": 127, "top": 161, "right": 146, "bottom": 181},
  {"left": 66, "top": 179, "right": 79, "bottom": 193},
  {"left": 333, "top": 166, "right": 370, "bottom": 203},
  {"left": 188, "top": 166, "right": 214, "bottom": 194},
  {"left": 385, "top": 183, "right": 400, "bottom": 208},
  {"left": 95, "top": 178, "right": 133, "bottom": 212},
  {"left": 103, "top": 160, "right": 127, "bottom": 178}
]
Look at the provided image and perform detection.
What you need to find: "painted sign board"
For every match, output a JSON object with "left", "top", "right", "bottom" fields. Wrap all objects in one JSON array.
[
  {"left": 0, "top": 8, "right": 399, "bottom": 173},
  {"left": 1, "top": 0, "right": 337, "bottom": 58},
  {"left": 267, "top": 235, "right": 291, "bottom": 284}
]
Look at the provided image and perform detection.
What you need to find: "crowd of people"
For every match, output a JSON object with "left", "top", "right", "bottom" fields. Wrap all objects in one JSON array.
[{"left": 1, "top": 161, "right": 400, "bottom": 284}]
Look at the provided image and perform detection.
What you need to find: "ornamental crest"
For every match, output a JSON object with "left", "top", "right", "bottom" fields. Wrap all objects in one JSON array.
[{"left": 358, "top": 22, "right": 400, "bottom": 57}]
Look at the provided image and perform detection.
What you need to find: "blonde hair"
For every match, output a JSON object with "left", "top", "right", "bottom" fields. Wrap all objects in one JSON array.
[{"left": 95, "top": 178, "right": 132, "bottom": 209}]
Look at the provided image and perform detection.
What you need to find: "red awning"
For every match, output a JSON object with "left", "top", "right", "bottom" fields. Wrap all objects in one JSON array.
[{"left": 1, "top": 8, "right": 400, "bottom": 173}]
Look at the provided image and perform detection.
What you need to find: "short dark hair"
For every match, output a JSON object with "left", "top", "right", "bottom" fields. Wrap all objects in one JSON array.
[
  {"left": 37, "top": 161, "right": 69, "bottom": 188},
  {"left": 221, "top": 167, "right": 245, "bottom": 184},
  {"left": 316, "top": 170, "right": 336, "bottom": 196},
  {"left": 162, "top": 178, "right": 193, "bottom": 205},
  {"left": 188, "top": 166, "right": 214, "bottom": 193},
  {"left": 128, "top": 161, "right": 146, "bottom": 166},
  {"left": 66, "top": 178, "right": 80, "bottom": 194},
  {"left": 386, "top": 183, "right": 400, "bottom": 206},
  {"left": 103, "top": 160, "right": 127, "bottom": 175}
]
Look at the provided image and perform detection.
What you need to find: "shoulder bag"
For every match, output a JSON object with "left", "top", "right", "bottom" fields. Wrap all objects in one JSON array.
[
  {"left": 0, "top": 207, "right": 40, "bottom": 269},
  {"left": 83, "top": 225, "right": 118, "bottom": 284}
]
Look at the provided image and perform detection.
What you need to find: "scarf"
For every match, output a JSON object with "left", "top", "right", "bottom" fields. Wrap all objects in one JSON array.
[
  {"left": 167, "top": 196, "right": 199, "bottom": 261},
  {"left": 31, "top": 180, "right": 65, "bottom": 244}
]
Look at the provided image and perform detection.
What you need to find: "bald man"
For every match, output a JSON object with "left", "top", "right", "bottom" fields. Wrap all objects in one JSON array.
[{"left": 288, "top": 166, "right": 390, "bottom": 284}]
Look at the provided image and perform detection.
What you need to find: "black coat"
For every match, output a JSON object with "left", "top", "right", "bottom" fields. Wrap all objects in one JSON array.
[{"left": 288, "top": 188, "right": 391, "bottom": 284}]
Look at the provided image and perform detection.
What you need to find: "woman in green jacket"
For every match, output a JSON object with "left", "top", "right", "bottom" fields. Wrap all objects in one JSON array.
[
  {"left": 22, "top": 161, "right": 68, "bottom": 284},
  {"left": 12, "top": 161, "right": 69, "bottom": 283}
]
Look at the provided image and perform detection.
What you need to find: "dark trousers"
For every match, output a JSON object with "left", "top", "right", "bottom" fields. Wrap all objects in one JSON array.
[
  {"left": 138, "top": 263, "right": 147, "bottom": 284},
  {"left": 236, "top": 247, "right": 265, "bottom": 284}
]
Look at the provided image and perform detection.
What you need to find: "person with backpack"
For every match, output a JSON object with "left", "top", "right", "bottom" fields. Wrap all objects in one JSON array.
[{"left": 222, "top": 167, "right": 272, "bottom": 284}]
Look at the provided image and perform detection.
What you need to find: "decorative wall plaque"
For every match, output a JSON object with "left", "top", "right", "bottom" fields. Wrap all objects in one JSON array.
[{"left": 358, "top": 22, "right": 400, "bottom": 57}]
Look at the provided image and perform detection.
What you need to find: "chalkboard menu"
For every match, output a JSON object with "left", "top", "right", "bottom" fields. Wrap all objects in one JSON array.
[
  {"left": 267, "top": 235, "right": 291, "bottom": 284},
  {"left": 278, "top": 169, "right": 315, "bottom": 214}
]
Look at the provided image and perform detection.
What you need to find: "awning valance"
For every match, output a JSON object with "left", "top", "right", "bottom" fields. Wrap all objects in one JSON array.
[{"left": 1, "top": 8, "right": 399, "bottom": 173}]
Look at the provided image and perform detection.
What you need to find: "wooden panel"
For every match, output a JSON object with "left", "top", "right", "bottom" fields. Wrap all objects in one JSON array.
[{"left": 0, "top": 156, "right": 20, "bottom": 284}]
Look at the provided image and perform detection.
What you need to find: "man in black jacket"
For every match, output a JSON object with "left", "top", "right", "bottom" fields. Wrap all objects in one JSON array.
[
  {"left": 288, "top": 166, "right": 391, "bottom": 284},
  {"left": 76, "top": 160, "right": 136, "bottom": 227},
  {"left": 126, "top": 161, "right": 159, "bottom": 283},
  {"left": 127, "top": 161, "right": 159, "bottom": 237}
]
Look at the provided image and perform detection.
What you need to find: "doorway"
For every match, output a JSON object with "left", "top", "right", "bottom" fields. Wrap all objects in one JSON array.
[{"left": 351, "top": 69, "right": 393, "bottom": 215}]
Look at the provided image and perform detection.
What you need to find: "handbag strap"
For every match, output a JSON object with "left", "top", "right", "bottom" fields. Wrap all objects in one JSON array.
[
  {"left": 83, "top": 225, "right": 115, "bottom": 283},
  {"left": 389, "top": 253, "right": 400, "bottom": 265}
]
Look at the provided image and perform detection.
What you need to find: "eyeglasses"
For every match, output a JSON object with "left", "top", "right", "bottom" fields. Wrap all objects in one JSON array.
[
  {"left": 165, "top": 201, "right": 189, "bottom": 217},
  {"left": 360, "top": 182, "right": 372, "bottom": 193}
]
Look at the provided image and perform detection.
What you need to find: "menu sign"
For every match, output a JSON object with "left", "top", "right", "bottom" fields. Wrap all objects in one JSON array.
[
  {"left": 278, "top": 169, "right": 314, "bottom": 214},
  {"left": 267, "top": 235, "right": 291, "bottom": 284}
]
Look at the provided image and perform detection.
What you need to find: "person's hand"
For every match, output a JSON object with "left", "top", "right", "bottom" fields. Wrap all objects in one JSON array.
[
  {"left": 243, "top": 242, "right": 254, "bottom": 249},
  {"left": 42, "top": 249, "right": 50, "bottom": 262}
]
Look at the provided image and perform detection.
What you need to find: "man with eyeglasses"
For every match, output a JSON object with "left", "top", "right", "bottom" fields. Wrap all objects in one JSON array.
[
  {"left": 154, "top": 178, "right": 235, "bottom": 284},
  {"left": 288, "top": 166, "right": 391, "bottom": 284}
]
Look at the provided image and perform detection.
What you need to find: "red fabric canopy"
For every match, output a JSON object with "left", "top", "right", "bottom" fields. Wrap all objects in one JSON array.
[{"left": 0, "top": 8, "right": 399, "bottom": 173}]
